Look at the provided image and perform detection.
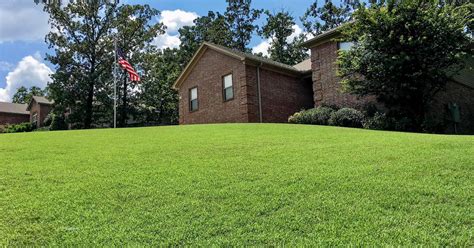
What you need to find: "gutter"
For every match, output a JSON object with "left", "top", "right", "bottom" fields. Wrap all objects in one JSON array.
[{"left": 257, "top": 63, "right": 263, "bottom": 123}]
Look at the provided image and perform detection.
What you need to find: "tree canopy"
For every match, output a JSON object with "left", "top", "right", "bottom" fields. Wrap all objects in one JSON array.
[
  {"left": 337, "top": 0, "right": 473, "bottom": 130},
  {"left": 12, "top": 86, "right": 47, "bottom": 104}
]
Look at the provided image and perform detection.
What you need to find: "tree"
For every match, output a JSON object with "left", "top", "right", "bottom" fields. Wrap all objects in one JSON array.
[
  {"left": 178, "top": 11, "right": 232, "bottom": 66},
  {"left": 44, "top": 2, "right": 164, "bottom": 128},
  {"left": 138, "top": 48, "right": 180, "bottom": 125},
  {"left": 114, "top": 4, "right": 165, "bottom": 127},
  {"left": 260, "top": 10, "right": 308, "bottom": 65},
  {"left": 12, "top": 86, "right": 47, "bottom": 104},
  {"left": 225, "top": 0, "right": 262, "bottom": 52},
  {"left": 337, "top": 0, "right": 473, "bottom": 130},
  {"left": 301, "top": 0, "right": 360, "bottom": 36}
]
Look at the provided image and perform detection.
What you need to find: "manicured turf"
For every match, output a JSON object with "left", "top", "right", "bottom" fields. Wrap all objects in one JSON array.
[{"left": 0, "top": 124, "right": 473, "bottom": 246}]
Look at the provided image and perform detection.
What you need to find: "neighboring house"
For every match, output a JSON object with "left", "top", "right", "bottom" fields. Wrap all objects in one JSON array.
[
  {"left": 0, "top": 96, "right": 54, "bottom": 131},
  {"left": 26, "top": 96, "right": 54, "bottom": 128},
  {"left": 174, "top": 29, "right": 473, "bottom": 134},
  {"left": 0, "top": 102, "right": 30, "bottom": 129}
]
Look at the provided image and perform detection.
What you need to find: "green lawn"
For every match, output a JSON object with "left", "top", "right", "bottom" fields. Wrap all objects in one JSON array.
[{"left": 0, "top": 124, "right": 473, "bottom": 246}]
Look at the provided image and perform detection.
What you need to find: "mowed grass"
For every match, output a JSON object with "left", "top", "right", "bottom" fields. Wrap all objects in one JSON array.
[{"left": 0, "top": 124, "right": 473, "bottom": 246}]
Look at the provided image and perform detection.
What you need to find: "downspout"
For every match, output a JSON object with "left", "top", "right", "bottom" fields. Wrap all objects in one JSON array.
[{"left": 257, "top": 63, "right": 263, "bottom": 123}]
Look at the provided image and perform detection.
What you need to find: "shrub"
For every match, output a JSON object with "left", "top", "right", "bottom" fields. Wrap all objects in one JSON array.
[
  {"left": 288, "top": 107, "right": 334, "bottom": 125},
  {"left": 3, "top": 122, "right": 34, "bottom": 133},
  {"left": 363, "top": 112, "right": 391, "bottom": 130},
  {"left": 328, "top": 108, "right": 364, "bottom": 128},
  {"left": 50, "top": 114, "right": 68, "bottom": 131},
  {"left": 43, "top": 113, "right": 53, "bottom": 127}
]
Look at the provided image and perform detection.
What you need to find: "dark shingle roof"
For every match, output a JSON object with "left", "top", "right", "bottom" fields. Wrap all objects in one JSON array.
[
  {"left": 0, "top": 102, "right": 29, "bottom": 115},
  {"left": 206, "top": 42, "right": 307, "bottom": 73}
]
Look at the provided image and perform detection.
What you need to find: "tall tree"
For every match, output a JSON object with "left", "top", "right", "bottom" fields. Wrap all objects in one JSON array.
[
  {"left": 12, "top": 86, "right": 47, "bottom": 104},
  {"left": 337, "top": 0, "right": 473, "bottom": 130},
  {"left": 225, "top": 0, "right": 262, "bottom": 52},
  {"left": 114, "top": 4, "right": 165, "bottom": 127},
  {"left": 260, "top": 10, "right": 309, "bottom": 65},
  {"left": 138, "top": 48, "right": 181, "bottom": 125},
  {"left": 178, "top": 11, "right": 232, "bottom": 66},
  {"left": 44, "top": 2, "right": 164, "bottom": 128},
  {"left": 301, "top": 0, "right": 360, "bottom": 36}
]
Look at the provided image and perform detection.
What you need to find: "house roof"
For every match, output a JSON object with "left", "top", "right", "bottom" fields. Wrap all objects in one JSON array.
[
  {"left": 173, "top": 42, "right": 311, "bottom": 89},
  {"left": 27, "top": 96, "right": 54, "bottom": 111},
  {"left": 301, "top": 26, "right": 344, "bottom": 48},
  {"left": 0, "top": 102, "right": 29, "bottom": 115},
  {"left": 293, "top": 59, "right": 311, "bottom": 71}
]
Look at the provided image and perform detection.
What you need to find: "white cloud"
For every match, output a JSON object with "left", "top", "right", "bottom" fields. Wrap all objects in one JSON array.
[
  {"left": 153, "top": 9, "right": 199, "bottom": 49},
  {"left": 0, "top": 0, "right": 50, "bottom": 43},
  {"left": 160, "top": 9, "right": 198, "bottom": 34},
  {"left": 153, "top": 34, "right": 181, "bottom": 49},
  {"left": 252, "top": 39, "right": 271, "bottom": 56},
  {"left": 0, "top": 56, "right": 52, "bottom": 102}
]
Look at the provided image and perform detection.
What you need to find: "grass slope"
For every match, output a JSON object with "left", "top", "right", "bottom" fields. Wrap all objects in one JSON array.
[{"left": 0, "top": 124, "right": 473, "bottom": 246}]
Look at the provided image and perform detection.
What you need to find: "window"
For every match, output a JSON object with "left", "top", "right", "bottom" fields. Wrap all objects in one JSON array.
[
  {"left": 338, "top": 41, "right": 354, "bottom": 51},
  {"left": 222, "top": 74, "right": 233, "bottom": 101},
  {"left": 189, "top": 87, "right": 198, "bottom": 112}
]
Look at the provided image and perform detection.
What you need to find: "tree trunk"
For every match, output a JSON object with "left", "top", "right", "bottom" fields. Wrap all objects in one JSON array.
[{"left": 84, "top": 63, "right": 95, "bottom": 129}]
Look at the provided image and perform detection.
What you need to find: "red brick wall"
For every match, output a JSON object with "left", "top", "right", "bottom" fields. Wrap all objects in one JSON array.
[
  {"left": 0, "top": 112, "right": 30, "bottom": 128},
  {"left": 311, "top": 41, "right": 373, "bottom": 109},
  {"left": 29, "top": 102, "right": 52, "bottom": 127},
  {"left": 178, "top": 48, "right": 314, "bottom": 124},
  {"left": 246, "top": 66, "right": 314, "bottom": 122},
  {"left": 178, "top": 48, "right": 248, "bottom": 124},
  {"left": 428, "top": 82, "right": 474, "bottom": 134}
]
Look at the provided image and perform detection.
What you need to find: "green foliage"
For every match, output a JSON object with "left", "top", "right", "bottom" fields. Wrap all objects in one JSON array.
[
  {"left": 3, "top": 122, "right": 33, "bottom": 133},
  {"left": 288, "top": 107, "right": 334, "bottom": 125},
  {"left": 337, "top": 0, "right": 473, "bottom": 130},
  {"left": 50, "top": 113, "right": 68, "bottom": 131},
  {"left": 260, "top": 10, "right": 309, "bottom": 65},
  {"left": 138, "top": 48, "right": 180, "bottom": 125},
  {"left": 45, "top": 1, "right": 164, "bottom": 129},
  {"left": 178, "top": 11, "right": 233, "bottom": 65},
  {"left": 1, "top": 124, "right": 473, "bottom": 245},
  {"left": 328, "top": 107, "right": 364, "bottom": 128},
  {"left": 225, "top": 0, "right": 262, "bottom": 52},
  {"left": 301, "top": 0, "right": 360, "bottom": 36},
  {"left": 12, "top": 86, "right": 47, "bottom": 104},
  {"left": 362, "top": 112, "right": 391, "bottom": 130}
]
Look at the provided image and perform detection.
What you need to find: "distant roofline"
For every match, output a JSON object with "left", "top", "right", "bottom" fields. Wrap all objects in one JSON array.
[{"left": 0, "top": 102, "right": 29, "bottom": 115}]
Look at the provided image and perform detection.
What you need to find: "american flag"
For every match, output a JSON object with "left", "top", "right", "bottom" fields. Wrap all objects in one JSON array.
[{"left": 117, "top": 48, "right": 140, "bottom": 82}]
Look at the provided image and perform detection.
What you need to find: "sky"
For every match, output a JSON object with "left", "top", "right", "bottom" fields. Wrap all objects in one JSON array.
[{"left": 0, "top": 0, "right": 315, "bottom": 102}]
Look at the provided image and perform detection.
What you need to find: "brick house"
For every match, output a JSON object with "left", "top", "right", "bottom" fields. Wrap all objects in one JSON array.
[
  {"left": 173, "top": 42, "right": 313, "bottom": 124},
  {"left": 0, "top": 102, "right": 30, "bottom": 129},
  {"left": 174, "top": 32, "right": 473, "bottom": 133},
  {"left": 0, "top": 96, "right": 53, "bottom": 131}
]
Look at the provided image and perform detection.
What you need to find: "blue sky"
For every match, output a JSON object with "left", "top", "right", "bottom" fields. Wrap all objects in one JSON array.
[{"left": 0, "top": 0, "right": 315, "bottom": 102}]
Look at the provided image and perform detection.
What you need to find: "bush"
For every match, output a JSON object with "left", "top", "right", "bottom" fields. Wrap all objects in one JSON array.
[
  {"left": 3, "top": 122, "right": 34, "bottom": 133},
  {"left": 328, "top": 108, "right": 364, "bottom": 128},
  {"left": 43, "top": 113, "right": 53, "bottom": 127},
  {"left": 288, "top": 107, "right": 334, "bottom": 125},
  {"left": 363, "top": 112, "right": 391, "bottom": 130},
  {"left": 50, "top": 113, "right": 68, "bottom": 131}
]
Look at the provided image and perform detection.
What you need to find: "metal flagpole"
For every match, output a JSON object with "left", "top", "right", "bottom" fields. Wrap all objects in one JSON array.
[{"left": 113, "top": 35, "right": 117, "bottom": 128}]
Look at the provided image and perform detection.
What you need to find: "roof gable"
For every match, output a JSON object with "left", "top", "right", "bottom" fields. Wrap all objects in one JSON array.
[
  {"left": 173, "top": 42, "right": 310, "bottom": 89},
  {"left": 27, "top": 96, "right": 53, "bottom": 111}
]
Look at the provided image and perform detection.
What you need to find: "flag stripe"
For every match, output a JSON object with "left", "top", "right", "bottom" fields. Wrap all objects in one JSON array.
[{"left": 117, "top": 51, "right": 141, "bottom": 82}]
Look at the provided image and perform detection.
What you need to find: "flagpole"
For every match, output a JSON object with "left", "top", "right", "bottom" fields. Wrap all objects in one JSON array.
[{"left": 113, "top": 35, "right": 117, "bottom": 128}]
